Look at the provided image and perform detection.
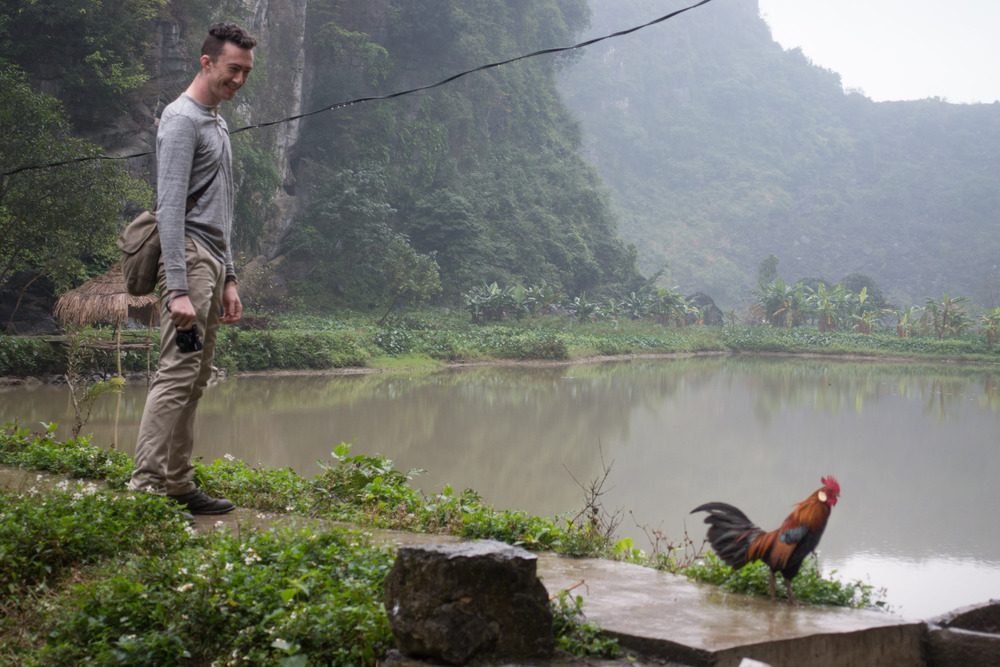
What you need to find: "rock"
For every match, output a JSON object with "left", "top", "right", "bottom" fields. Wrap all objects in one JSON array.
[
  {"left": 925, "top": 599, "right": 1000, "bottom": 667},
  {"left": 0, "top": 271, "right": 61, "bottom": 335},
  {"left": 383, "top": 540, "right": 555, "bottom": 665},
  {"left": 686, "top": 292, "right": 724, "bottom": 326}
]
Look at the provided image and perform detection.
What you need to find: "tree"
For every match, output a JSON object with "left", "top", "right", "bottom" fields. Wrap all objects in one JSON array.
[
  {"left": 757, "top": 254, "right": 780, "bottom": 286},
  {"left": 286, "top": 164, "right": 440, "bottom": 311},
  {"left": 840, "top": 272, "right": 887, "bottom": 310},
  {"left": 0, "top": 64, "right": 149, "bottom": 293},
  {"left": 375, "top": 235, "right": 442, "bottom": 324},
  {"left": 0, "top": 0, "right": 169, "bottom": 124}
]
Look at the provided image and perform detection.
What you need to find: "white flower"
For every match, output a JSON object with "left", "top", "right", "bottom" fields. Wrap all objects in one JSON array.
[
  {"left": 225, "top": 562, "right": 234, "bottom": 572},
  {"left": 176, "top": 583, "right": 194, "bottom": 593},
  {"left": 224, "top": 453, "right": 236, "bottom": 462}
]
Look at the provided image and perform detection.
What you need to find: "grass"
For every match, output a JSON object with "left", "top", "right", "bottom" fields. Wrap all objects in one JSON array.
[
  {"left": 0, "top": 424, "right": 631, "bottom": 664},
  {"left": 4, "top": 312, "right": 996, "bottom": 380},
  {"left": 683, "top": 551, "right": 889, "bottom": 610}
]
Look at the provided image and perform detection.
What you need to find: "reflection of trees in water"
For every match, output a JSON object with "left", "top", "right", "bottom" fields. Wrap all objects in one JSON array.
[
  {"left": 725, "top": 357, "right": 1000, "bottom": 423},
  {"left": 192, "top": 358, "right": 734, "bottom": 514},
  {"left": 5, "top": 356, "right": 999, "bottom": 564}
]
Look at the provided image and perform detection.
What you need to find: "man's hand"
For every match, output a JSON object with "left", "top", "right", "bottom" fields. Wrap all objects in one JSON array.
[
  {"left": 221, "top": 281, "right": 242, "bottom": 324},
  {"left": 166, "top": 292, "right": 197, "bottom": 331}
]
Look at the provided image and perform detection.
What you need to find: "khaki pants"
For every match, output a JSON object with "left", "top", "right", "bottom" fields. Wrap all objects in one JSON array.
[{"left": 129, "top": 237, "right": 224, "bottom": 495}]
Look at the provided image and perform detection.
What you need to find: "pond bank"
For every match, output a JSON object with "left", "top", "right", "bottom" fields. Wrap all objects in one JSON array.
[
  {"left": 0, "top": 466, "right": 928, "bottom": 667},
  {"left": 5, "top": 345, "right": 998, "bottom": 388}
]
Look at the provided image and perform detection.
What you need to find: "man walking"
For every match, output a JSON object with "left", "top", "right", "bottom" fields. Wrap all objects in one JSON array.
[{"left": 129, "top": 23, "right": 256, "bottom": 515}]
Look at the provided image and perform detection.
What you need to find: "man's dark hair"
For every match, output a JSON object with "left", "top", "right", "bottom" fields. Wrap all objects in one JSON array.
[{"left": 202, "top": 22, "right": 257, "bottom": 59}]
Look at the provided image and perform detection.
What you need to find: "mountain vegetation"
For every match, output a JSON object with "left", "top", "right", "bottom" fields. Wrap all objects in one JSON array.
[
  {"left": 559, "top": 0, "right": 1000, "bottom": 309},
  {"left": 0, "top": 67, "right": 148, "bottom": 292},
  {"left": 286, "top": 0, "right": 643, "bottom": 309},
  {"left": 1, "top": 0, "right": 998, "bottom": 318}
]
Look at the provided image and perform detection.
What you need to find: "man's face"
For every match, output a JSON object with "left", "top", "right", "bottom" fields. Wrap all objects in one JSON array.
[{"left": 202, "top": 42, "right": 253, "bottom": 105}]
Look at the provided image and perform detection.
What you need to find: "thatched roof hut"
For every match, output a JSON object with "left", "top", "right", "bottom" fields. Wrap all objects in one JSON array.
[{"left": 54, "top": 265, "right": 159, "bottom": 329}]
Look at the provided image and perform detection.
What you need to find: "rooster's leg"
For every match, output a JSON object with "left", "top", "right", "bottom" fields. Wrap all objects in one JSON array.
[
  {"left": 767, "top": 571, "right": 776, "bottom": 601},
  {"left": 784, "top": 578, "right": 796, "bottom": 604}
]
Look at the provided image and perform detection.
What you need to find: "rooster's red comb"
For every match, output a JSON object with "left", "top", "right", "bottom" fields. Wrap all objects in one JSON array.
[{"left": 821, "top": 476, "right": 840, "bottom": 494}]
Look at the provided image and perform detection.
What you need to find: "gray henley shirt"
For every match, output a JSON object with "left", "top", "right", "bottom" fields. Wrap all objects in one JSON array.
[{"left": 155, "top": 94, "right": 236, "bottom": 293}]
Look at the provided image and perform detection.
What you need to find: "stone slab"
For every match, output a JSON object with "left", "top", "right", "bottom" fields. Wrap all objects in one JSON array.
[{"left": 536, "top": 553, "right": 925, "bottom": 667}]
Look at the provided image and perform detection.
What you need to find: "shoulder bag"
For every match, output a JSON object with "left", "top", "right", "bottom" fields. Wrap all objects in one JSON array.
[{"left": 118, "top": 168, "right": 219, "bottom": 296}]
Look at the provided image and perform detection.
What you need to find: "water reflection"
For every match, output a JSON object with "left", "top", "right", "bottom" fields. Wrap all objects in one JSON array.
[{"left": 2, "top": 356, "right": 998, "bottom": 618}]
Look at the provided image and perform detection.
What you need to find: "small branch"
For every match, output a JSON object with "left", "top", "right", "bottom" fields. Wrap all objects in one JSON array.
[{"left": 549, "top": 579, "right": 586, "bottom": 601}]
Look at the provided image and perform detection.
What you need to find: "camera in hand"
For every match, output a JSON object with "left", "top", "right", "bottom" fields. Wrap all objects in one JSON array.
[{"left": 176, "top": 323, "right": 203, "bottom": 353}]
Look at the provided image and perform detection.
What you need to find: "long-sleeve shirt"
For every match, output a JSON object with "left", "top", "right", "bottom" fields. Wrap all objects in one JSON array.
[{"left": 155, "top": 94, "right": 236, "bottom": 292}]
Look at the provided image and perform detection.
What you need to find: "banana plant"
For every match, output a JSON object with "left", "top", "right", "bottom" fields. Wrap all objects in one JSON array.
[
  {"left": 753, "top": 279, "right": 807, "bottom": 328},
  {"left": 651, "top": 285, "right": 690, "bottom": 327},
  {"left": 887, "top": 305, "right": 921, "bottom": 338},
  {"left": 850, "top": 287, "right": 875, "bottom": 334},
  {"left": 807, "top": 283, "right": 851, "bottom": 332},
  {"left": 980, "top": 307, "right": 1000, "bottom": 347},
  {"left": 922, "top": 292, "right": 972, "bottom": 339},
  {"left": 464, "top": 282, "right": 516, "bottom": 323}
]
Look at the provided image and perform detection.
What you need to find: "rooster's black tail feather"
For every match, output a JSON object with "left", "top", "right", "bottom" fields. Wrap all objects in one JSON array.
[{"left": 691, "top": 502, "right": 764, "bottom": 569}]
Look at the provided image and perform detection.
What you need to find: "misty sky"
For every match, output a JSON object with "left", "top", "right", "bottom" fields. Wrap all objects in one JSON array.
[{"left": 757, "top": 0, "right": 1000, "bottom": 104}]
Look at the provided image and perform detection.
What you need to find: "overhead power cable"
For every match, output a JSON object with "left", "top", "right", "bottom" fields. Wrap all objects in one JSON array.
[{"left": 2, "top": 0, "right": 713, "bottom": 177}]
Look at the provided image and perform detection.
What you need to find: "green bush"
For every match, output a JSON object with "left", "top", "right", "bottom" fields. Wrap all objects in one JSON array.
[
  {"left": 683, "top": 552, "right": 887, "bottom": 609},
  {"left": 0, "top": 336, "right": 63, "bottom": 376},
  {"left": 0, "top": 485, "right": 192, "bottom": 597},
  {"left": 722, "top": 326, "right": 997, "bottom": 360},
  {"left": 0, "top": 422, "right": 133, "bottom": 487},
  {"left": 217, "top": 329, "right": 371, "bottom": 371},
  {"left": 27, "top": 527, "right": 395, "bottom": 667},
  {"left": 476, "top": 328, "right": 569, "bottom": 360},
  {"left": 551, "top": 591, "right": 621, "bottom": 658},
  {"left": 194, "top": 457, "right": 313, "bottom": 514}
]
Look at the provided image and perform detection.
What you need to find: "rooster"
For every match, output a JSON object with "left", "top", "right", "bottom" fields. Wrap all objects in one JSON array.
[{"left": 691, "top": 476, "right": 840, "bottom": 603}]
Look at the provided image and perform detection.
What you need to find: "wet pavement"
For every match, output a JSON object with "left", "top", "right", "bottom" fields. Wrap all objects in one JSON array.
[{"left": 2, "top": 469, "right": 925, "bottom": 666}]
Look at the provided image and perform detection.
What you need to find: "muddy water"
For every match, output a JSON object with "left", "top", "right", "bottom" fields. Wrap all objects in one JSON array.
[{"left": 3, "top": 356, "right": 999, "bottom": 619}]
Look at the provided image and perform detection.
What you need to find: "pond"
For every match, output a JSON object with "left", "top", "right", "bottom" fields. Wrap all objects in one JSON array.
[{"left": 3, "top": 355, "right": 999, "bottom": 620}]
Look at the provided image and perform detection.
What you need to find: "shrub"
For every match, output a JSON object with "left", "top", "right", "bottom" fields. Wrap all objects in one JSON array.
[
  {"left": 0, "top": 484, "right": 192, "bottom": 597},
  {"left": 0, "top": 422, "right": 133, "bottom": 488},
  {"left": 551, "top": 591, "right": 620, "bottom": 658},
  {"left": 28, "top": 527, "right": 395, "bottom": 666},
  {"left": 0, "top": 336, "right": 63, "bottom": 376},
  {"left": 683, "top": 552, "right": 887, "bottom": 609},
  {"left": 217, "top": 329, "right": 371, "bottom": 371}
]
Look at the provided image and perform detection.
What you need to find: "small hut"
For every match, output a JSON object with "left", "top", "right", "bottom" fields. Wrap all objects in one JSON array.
[
  {"left": 54, "top": 265, "right": 158, "bottom": 330},
  {"left": 54, "top": 264, "right": 159, "bottom": 377},
  {"left": 53, "top": 265, "right": 160, "bottom": 445}
]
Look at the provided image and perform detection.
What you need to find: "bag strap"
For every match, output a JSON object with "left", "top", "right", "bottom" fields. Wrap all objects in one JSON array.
[{"left": 184, "top": 165, "right": 221, "bottom": 213}]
